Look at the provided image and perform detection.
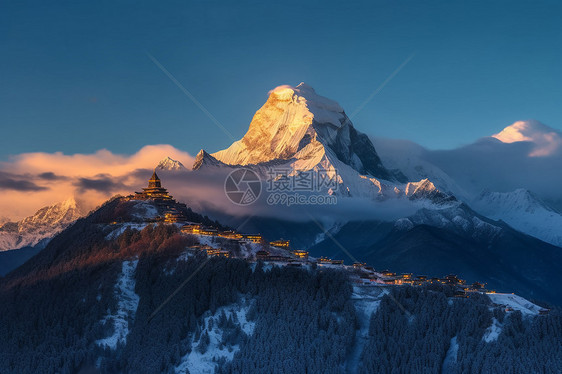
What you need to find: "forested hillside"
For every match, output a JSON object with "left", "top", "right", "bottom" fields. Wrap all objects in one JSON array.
[{"left": 0, "top": 197, "right": 560, "bottom": 373}]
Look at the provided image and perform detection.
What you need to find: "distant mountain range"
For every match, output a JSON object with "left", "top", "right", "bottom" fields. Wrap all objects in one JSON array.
[
  {"left": 309, "top": 203, "right": 562, "bottom": 304},
  {"left": 473, "top": 189, "right": 562, "bottom": 247},
  {"left": 371, "top": 124, "right": 562, "bottom": 248},
  {"left": 4, "top": 83, "right": 562, "bottom": 303},
  {"left": 191, "top": 83, "right": 562, "bottom": 304},
  {"left": 193, "top": 84, "right": 562, "bottom": 244}
]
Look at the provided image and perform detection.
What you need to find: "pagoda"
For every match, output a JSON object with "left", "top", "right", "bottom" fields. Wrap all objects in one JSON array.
[{"left": 133, "top": 170, "right": 173, "bottom": 200}]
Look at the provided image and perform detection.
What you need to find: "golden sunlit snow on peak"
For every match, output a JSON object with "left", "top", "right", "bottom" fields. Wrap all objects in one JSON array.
[
  {"left": 492, "top": 120, "right": 562, "bottom": 157},
  {"left": 212, "top": 83, "right": 347, "bottom": 166},
  {"left": 268, "top": 84, "right": 296, "bottom": 99}
]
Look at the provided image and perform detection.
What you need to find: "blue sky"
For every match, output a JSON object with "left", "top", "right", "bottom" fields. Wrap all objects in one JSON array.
[{"left": 1, "top": 0, "right": 560, "bottom": 160}]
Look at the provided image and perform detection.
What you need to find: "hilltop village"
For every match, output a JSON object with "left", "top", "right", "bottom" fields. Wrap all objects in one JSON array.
[{"left": 123, "top": 172, "right": 550, "bottom": 314}]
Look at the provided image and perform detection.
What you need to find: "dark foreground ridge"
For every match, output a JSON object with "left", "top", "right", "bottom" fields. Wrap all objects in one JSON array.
[{"left": 0, "top": 191, "right": 560, "bottom": 373}]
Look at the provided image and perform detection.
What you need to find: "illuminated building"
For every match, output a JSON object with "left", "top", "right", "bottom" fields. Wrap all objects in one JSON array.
[
  {"left": 164, "top": 211, "right": 187, "bottom": 223},
  {"left": 206, "top": 248, "right": 230, "bottom": 258},
  {"left": 270, "top": 239, "right": 290, "bottom": 248},
  {"left": 245, "top": 234, "right": 263, "bottom": 243},
  {"left": 182, "top": 224, "right": 202, "bottom": 234},
  {"left": 132, "top": 171, "right": 174, "bottom": 200},
  {"left": 291, "top": 250, "right": 309, "bottom": 260},
  {"left": 219, "top": 231, "right": 243, "bottom": 240}
]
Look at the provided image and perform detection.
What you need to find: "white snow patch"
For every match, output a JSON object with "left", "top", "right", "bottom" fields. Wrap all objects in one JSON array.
[
  {"left": 483, "top": 318, "right": 503, "bottom": 343},
  {"left": 175, "top": 297, "right": 256, "bottom": 374},
  {"left": 346, "top": 286, "right": 384, "bottom": 372},
  {"left": 442, "top": 336, "right": 459, "bottom": 373},
  {"left": 471, "top": 216, "right": 501, "bottom": 234},
  {"left": 105, "top": 223, "right": 148, "bottom": 240},
  {"left": 486, "top": 293, "right": 543, "bottom": 316},
  {"left": 176, "top": 251, "right": 195, "bottom": 262},
  {"left": 132, "top": 202, "right": 159, "bottom": 220},
  {"left": 96, "top": 259, "right": 140, "bottom": 349}
]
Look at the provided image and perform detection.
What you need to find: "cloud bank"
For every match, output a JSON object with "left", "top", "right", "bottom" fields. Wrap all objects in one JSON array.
[
  {"left": 0, "top": 142, "right": 417, "bottom": 225},
  {"left": 492, "top": 120, "right": 562, "bottom": 157},
  {"left": 0, "top": 145, "right": 194, "bottom": 220},
  {"left": 373, "top": 120, "right": 562, "bottom": 208},
  {"left": 2, "top": 119, "right": 560, "bottom": 224}
]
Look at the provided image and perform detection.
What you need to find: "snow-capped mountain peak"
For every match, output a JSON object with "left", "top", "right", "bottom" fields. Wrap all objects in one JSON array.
[
  {"left": 192, "top": 150, "right": 224, "bottom": 170},
  {"left": 157, "top": 156, "right": 186, "bottom": 171},
  {"left": 212, "top": 82, "right": 346, "bottom": 166},
  {"left": 205, "top": 83, "right": 403, "bottom": 183},
  {"left": 0, "top": 197, "right": 85, "bottom": 251},
  {"left": 17, "top": 197, "right": 81, "bottom": 229}
]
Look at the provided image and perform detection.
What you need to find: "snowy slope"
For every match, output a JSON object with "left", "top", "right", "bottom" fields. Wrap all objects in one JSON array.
[
  {"left": 393, "top": 202, "right": 502, "bottom": 241},
  {"left": 346, "top": 286, "right": 384, "bottom": 372},
  {"left": 96, "top": 259, "right": 140, "bottom": 349},
  {"left": 482, "top": 318, "right": 502, "bottom": 343},
  {"left": 486, "top": 293, "right": 544, "bottom": 316},
  {"left": 472, "top": 189, "right": 562, "bottom": 247},
  {"left": 372, "top": 136, "right": 562, "bottom": 247},
  {"left": 0, "top": 197, "right": 84, "bottom": 251},
  {"left": 175, "top": 297, "right": 255, "bottom": 374},
  {"left": 442, "top": 336, "right": 459, "bottom": 373},
  {"left": 370, "top": 136, "right": 470, "bottom": 200}
]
